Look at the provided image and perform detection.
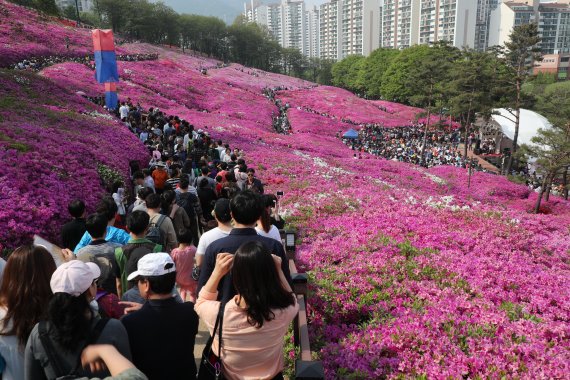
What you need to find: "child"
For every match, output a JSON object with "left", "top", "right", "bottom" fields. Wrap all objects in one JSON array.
[{"left": 170, "top": 229, "right": 198, "bottom": 302}]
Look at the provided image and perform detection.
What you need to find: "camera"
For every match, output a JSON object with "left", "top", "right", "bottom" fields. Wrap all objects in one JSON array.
[{"left": 276, "top": 191, "right": 284, "bottom": 197}]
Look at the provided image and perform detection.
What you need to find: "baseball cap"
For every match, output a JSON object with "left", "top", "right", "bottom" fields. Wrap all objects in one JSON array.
[
  {"left": 213, "top": 198, "right": 231, "bottom": 222},
  {"left": 50, "top": 260, "right": 101, "bottom": 297},
  {"left": 127, "top": 253, "right": 176, "bottom": 281}
]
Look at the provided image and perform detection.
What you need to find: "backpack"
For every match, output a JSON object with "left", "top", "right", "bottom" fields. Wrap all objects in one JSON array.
[
  {"left": 177, "top": 192, "right": 197, "bottom": 219},
  {"left": 115, "top": 242, "right": 162, "bottom": 292},
  {"left": 146, "top": 214, "right": 167, "bottom": 247},
  {"left": 38, "top": 319, "right": 109, "bottom": 379}
]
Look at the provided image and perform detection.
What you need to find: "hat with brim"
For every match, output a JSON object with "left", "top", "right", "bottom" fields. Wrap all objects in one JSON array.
[
  {"left": 127, "top": 252, "right": 176, "bottom": 282},
  {"left": 50, "top": 260, "right": 101, "bottom": 297}
]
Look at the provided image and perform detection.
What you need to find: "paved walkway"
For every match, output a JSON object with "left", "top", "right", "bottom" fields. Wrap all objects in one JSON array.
[
  {"left": 460, "top": 144, "right": 500, "bottom": 174},
  {"left": 194, "top": 319, "right": 209, "bottom": 368}
]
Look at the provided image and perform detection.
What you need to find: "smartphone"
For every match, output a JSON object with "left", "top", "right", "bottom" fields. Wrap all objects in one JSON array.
[{"left": 277, "top": 191, "right": 284, "bottom": 197}]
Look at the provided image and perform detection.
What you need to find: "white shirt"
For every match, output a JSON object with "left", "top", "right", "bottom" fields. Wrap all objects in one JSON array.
[
  {"left": 144, "top": 176, "right": 156, "bottom": 193},
  {"left": 196, "top": 227, "right": 231, "bottom": 256},
  {"left": 119, "top": 105, "right": 129, "bottom": 119},
  {"left": 255, "top": 225, "right": 282, "bottom": 243},
  {"left": 112, "top": 192, "right": 126, "bottom": 215},
  {"left": 183, "top": 133, "right": 190, "bottom": 150}
]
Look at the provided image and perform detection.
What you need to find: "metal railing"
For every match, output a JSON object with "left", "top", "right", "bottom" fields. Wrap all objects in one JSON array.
[{"left": 281, "top": 229, "right": 325, "bottom": 380}]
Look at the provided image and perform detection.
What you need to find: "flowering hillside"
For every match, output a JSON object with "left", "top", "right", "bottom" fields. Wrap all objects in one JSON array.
[
  {"left": 0, "top": 69, "right": 148, "bottom": 249},
  {"left": 1, "top": 7, "right": 570, "bottom": 378}
]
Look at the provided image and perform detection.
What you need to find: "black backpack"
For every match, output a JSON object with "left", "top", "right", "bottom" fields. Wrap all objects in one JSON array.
[
  {"left": 38, "top": 319, "right": 109, "bottom": 379},
  {"left": 146, "top": 214, "right": 167, "bottom": 247},
  {"left": 177, "top": 192, "right": 197, "bottom": 219}
]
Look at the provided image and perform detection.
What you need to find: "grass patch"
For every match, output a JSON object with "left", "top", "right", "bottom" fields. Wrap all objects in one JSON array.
[
  {"left": 0, "top": 96, "right": 17, "bottom": 110},
  {"left": 500, "top": 301, "right": 542, "bottom": 323}
]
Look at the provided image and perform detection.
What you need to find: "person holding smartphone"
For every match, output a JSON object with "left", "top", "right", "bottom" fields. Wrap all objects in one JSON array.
[{"left": 268, "top": 193, "right": 285, "bottom": 230}]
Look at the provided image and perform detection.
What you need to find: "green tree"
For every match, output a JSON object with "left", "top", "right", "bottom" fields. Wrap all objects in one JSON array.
[
  {"left": 331, "top": 55, "right": 366, "bottom": 94},
  {"left": 380, "top": 44, "right": 432, "bottom": 103},
  {"left": 447, "top": 49, "right": 503, "bottom": 159},
  {"left": 227, "top": 17, "right": 281, "bottom": 71},
  {"left": 531, "top": 80, "right": 570, "bottom": 200},
  {"left": 317, "top": 59, "right": 335, "bottom": 85},
  {"left": 405, "top": 42, "right": 460, "bottom": 164},
  {"left": 496, "top": 23, "right": 542, "bottom": 175},
  {"left": 519, "top": 123, "right": 570, "bottom": 212},
  {"left": 62, "top": 4, "right": 77, "bottom": 20},
  {"left": 281, "top": 48, "right": 307, "bottom": 77},
  {"left": 360, "top": 48, "right": 400, "bottom": 99},
  {"left": 96, "top": 0, "right": 130, "bottom": 32},
  {"left": 34, "top": 0, "right": 59, "bottom": 15}
]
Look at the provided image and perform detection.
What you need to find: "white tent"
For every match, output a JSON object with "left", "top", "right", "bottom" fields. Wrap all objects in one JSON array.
[{"left": 491, "top": 108, "right": 552, "bottom": 146}]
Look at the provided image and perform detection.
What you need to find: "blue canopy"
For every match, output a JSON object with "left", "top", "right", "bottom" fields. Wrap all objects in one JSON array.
[{"left": 343, "top": 129, "right": 359, "bottom": 139}]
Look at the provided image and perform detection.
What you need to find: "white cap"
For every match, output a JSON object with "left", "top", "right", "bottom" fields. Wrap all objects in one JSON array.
[
  {"left": 127, "top": 253, "right": 176, "bottom": 281},
  {"left": 50, "top": 260, "right": 101, "bottom": 297}
]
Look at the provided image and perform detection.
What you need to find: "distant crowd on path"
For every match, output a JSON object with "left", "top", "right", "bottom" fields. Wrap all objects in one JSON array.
[
  {"left": 342, "top": 124, "right": 487, "bottom": 170},
  {"left": 0, "top": 99, "right": 297, "bottom": 380},
  {"left": 11, "top": 53, "right": 159, "bottom": 72},
  {"left": 263, "top": 88, "right": 292, "bottom": 134}
]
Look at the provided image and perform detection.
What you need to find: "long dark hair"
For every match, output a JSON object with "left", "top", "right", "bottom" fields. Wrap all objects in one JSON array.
[
  {"left": 0, "top": 245, "right": 56, "bottom": 347},
  {"left": 232, "top": 241, "right": 295, "bottom": 328},
  {"left": 259, "top": 204, "right": 271, "bottom": 233},
  {"left": 161, "top": 190, "right": 176, "bottom": 212},
  {"left": 47, "top": 292, "right": 92, "bottom": 352}
]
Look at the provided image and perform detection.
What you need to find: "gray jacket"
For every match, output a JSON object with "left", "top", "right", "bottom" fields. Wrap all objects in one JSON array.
[{"left": 24, "top": 317, "right": 131, "bottom": 380}]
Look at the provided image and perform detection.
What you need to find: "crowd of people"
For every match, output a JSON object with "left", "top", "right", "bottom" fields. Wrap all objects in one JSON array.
[
  {"left": 342, "top": 124, "right": 486, "bottom": 169},
  {"left": 263, "top": 88, "right": 292, "bottom": 134},
  {"left": 11, "top": 53, "right": 158, "bottom": 72},
  {"left": 0, "top": 99, "right": 295, "bottom": 380}
]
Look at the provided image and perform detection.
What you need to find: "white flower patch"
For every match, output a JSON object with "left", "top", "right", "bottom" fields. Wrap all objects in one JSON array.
[
  {"left": 405, "top": 195, "right": 418, "bottom": 205},
  {"left": 312, "top": 157, "right": 328, "bottom": 168},
  {"left": 412, "top": 167, "right": 447, "bottom": 185},
  {"left": 293, "top": 150, "right": 311, "bottom": 159},
  {"left": 84, "top": 111, "right": 114, "bottom": 120},
  {"left": 371, "top": 178, "right": 394, "bottom": 188},
  {"left": 423, "top": 172, "right": 447, "bottom": 185}
]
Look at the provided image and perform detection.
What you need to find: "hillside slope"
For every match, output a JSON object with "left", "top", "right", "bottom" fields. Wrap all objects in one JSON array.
[{"left": 1, "top": 3, "right": 569, "bottom": 378}]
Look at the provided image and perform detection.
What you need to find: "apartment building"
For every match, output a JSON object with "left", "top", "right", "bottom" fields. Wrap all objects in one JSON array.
[
  {"left": 320, "top": 0, "right": 342, "bottom": 59},
  {"left": 475, "top": 0, "right": 500, "bottom": 51},
  {"left": 534, "top": 52, "right": 570, "bottom": 79},
  {"left": 56, "top": 0, "right": 94, "bottom": 13},
  {"left": 246, "top": 0, "right": 317, "bottom": 56},
  {"left": 488, "top": 1, "right": 570, "bottom": 54},
  {"left": 283, "top": 0, "right": 307, "bottom": 53},
  {"left": 379, "top": 0, "right": 476, "bottom": 49},
  {"left": 320, "top": 0, "right": 381, "bottom": 60},
  {"left": 307, "top": 6, "right": 321, "bottom": 58},
  {"left": 418, "top": 0, "right": 477, "bottom": 48},
  {"left": 380, "top": 0, "right": 420, "bottom": 49}
]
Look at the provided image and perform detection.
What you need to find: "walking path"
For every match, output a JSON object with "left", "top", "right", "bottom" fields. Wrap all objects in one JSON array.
[{"left": 460, "top": 144, "right": 500, "bottom": 174}]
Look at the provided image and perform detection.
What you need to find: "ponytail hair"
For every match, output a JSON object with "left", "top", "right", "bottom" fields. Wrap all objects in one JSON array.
[{"left": 47, "top": 292, "right": 92, "bottom": 352}]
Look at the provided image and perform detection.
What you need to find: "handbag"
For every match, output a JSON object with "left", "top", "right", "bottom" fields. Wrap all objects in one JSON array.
[{"left": 197, "top": 301, "right": 226, "bottom": 380}]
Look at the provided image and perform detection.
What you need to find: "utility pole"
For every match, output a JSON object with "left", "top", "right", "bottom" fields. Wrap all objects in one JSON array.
[{"left": 75, "top": 0, "right": 81, "bottom": 24}]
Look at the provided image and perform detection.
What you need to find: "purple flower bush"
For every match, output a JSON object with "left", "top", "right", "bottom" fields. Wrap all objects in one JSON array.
[
  {"left": 2, "top": 11, "right": 570, "bottom": 377},
  {"left": 0, "top": 70, "right": 148, "bottom": 248}
]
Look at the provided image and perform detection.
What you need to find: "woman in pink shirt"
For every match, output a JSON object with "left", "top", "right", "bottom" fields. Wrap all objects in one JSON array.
[{"left": 195, "top": 241, "right": 298, "bottom": 380}]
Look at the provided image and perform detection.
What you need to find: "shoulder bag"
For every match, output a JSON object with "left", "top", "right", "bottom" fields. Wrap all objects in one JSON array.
[{"left": 197, "top": 302, "right": 226, "bottom": 380}]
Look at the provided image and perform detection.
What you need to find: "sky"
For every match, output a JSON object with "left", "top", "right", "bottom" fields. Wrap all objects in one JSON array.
[{"left": 157, "top": 0, "right": 326, "bottom": 23}]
